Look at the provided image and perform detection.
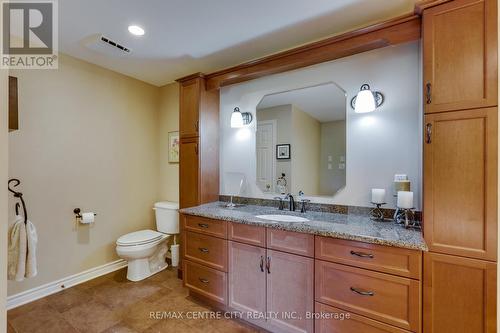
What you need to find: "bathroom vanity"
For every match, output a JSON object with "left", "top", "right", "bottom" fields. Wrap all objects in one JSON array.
[
  {"left": 177, "top": 1, "right": 499, "bottom": 332},
  {"left": 180, "top": 202, "right": 426, "bottom": 333}
]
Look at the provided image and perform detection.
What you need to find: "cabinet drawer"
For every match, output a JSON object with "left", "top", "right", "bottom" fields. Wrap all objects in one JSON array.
[
  {"left": 228, "top": 223, "right": 266, "bottom": 247},
  {"left": 184, "top": 231, "right": 227, "bottom": 271},
  {"left": 267, "top": 229, "right": 314, "bottom": 257},
  {"left": 183, "top": 260, "right": 227, "bottom": 305},
  {"left": 315, "top": 237, "right": 422, "bottom": 279},
  {"left": 315, "top": 302, "right": 411, "bottom": 333},
  {"left": 315, "top": 260, "right": 420, "bottom": 332},
  {"left": 184, "top": 215, "right": 227, "bottom": 238}
]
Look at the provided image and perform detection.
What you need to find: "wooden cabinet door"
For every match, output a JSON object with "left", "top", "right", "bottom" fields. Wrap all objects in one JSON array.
[
  {"left": 228, "top": 241, "right": 266, "bottom": 322},
  {"left": 179, "top": 78, "right": 200, "bottom": 138},
  {"left": 423, "top": 0, "right": 497, "bottom": 113},
  {"left": 179, "top": 138, "right": 199, "bottom": 208},
  {"left": 267, "top": 250, "right": 314, "bottom": 333},
  {"left": 423, "top": 108, "right": 497, "bottom": 260},
  {"left": 423, "top": 252, "right": 497, "bottom": 333}
]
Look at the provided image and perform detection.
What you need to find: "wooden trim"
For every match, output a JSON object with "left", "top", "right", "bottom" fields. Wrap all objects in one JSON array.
[
  {"left": 201, "top": 13, "right": 420, "bottom": 90},
  {"left": 176, "top": 72, "right": 204, "bottom": 84},
  {"left": 414, "top": 0, "right": 453, "bottom": 14}
]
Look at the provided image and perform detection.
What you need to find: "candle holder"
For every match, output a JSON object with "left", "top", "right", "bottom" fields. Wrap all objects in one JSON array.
[
  {"left": 226, "top": 195, "right": 236, "bottom": 208},
  {"left": 394, "top": 208, "right": 420, "bottom": 229},
  {"left": 370, "top": 202, "right": 387, "bottom": 221}
]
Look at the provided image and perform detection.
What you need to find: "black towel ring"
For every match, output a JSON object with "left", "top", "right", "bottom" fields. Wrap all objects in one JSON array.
[{"left": 8, "top": 178, "right": 28, "bottom": 224}]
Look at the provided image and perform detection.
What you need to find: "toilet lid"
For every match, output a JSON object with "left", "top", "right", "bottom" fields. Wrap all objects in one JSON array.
[{"left": 117, "top": 230, "right": 164, "bottom": 246}]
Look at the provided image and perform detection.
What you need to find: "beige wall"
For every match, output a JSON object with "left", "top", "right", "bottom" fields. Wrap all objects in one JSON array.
[
  {"left": 291, "top": 105, "right": 321, "bottom": 194},
  {"left": 1, "top": 69, "right": 9, "bottom": 332},
  {"left": 159, "top": 83, "right": 179, "bottom": 202},
  {"left": 7, "top": 54, "right": 163, "bottom": 295}
]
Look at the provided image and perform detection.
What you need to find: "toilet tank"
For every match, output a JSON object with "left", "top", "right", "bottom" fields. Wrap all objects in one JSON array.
[{"left": 154, "top": 201, "right": 179, "bottom": 234}]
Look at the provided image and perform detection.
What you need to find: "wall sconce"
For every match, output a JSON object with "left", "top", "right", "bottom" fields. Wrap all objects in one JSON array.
[
  {"left": 231, "top": 107, "right": 253, "bottom": 128},
  {"left": 350, "top": 84, "right": 384, "bottom": 113}
]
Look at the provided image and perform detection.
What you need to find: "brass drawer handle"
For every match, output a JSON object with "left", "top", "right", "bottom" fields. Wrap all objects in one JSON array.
[
  {"left": 350, "top": 287, "right": 374, "bottom": 296},
  {"left": 199, "top": 278, "right": 209, "bottom": 284},
  {"left": 198, "top": 247, "right": 209, "bottom": 253},
  {"left": 350, "top": 250, "right": 374, "bottom": 259},
  {"left": 198, "top": 223, "right": 209, "bottom": 228}
]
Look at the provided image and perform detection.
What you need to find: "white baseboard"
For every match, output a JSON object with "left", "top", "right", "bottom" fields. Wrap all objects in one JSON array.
[{"left": 7, "top": 259, "right": 127, "bottom": 310}]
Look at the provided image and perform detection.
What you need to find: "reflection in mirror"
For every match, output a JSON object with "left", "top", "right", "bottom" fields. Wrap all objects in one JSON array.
[{"left": 255, "top": 83, "right": 346, "bottom": 197}]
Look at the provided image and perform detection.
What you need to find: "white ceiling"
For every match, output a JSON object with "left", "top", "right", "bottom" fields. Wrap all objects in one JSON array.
[
  {"left": 59, "top": 0, "right": 416, "bottom": 86},
  {"left": 257, "top": 84, "right": 346, "bottom": 122}
]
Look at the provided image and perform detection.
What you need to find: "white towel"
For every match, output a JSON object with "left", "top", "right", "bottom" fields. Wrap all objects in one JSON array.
[
  {"left": 8, "top": 217, "right": 37, "bottom": 281},
  {"left": 8, "top": 216, "right": 26, "bottom": 281},
  {"left": 25, "top": 220, "right": 38, "bottom": 278}
]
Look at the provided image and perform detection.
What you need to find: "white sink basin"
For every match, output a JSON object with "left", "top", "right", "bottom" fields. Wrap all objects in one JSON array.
[{"left": 256, "top": 214, "right": 310, "bottom": 223}]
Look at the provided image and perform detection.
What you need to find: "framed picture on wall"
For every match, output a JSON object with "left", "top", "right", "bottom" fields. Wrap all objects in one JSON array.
[
  {"left": 168, "top": 131, "right": 180, "bottom": 163},
  {"left": 276, "top": 144, "right": 291, "bottom": 160}
]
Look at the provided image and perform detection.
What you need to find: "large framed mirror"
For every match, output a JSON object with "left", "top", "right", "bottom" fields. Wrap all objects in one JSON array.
[{"left": 255, "top": 82, "right": 346, "bottom": 197}]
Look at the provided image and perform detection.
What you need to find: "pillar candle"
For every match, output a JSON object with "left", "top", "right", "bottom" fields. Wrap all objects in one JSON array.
[
  {"left": 371, "top": 189, "right": 386, "bottom": 204},
  {"left": 397, "top": 191, "right": 414, "bottom": 209}
]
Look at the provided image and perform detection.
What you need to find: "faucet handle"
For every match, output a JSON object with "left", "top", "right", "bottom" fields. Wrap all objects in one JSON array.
[
  {"left": 273, "top": 196, "right": 285, "bottom": 210},
  {"left": 300, "top": 198, "right": 311, "bottom": 213}
]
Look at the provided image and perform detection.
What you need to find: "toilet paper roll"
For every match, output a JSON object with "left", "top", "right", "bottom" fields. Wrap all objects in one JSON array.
[{"left": 81, "top": 212, "right": 95, "bottom": 224}]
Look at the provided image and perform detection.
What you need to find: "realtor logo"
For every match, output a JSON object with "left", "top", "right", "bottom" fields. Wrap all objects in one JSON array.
[{"left": 1, "top": 0, "right": 58, "bottom": 68}]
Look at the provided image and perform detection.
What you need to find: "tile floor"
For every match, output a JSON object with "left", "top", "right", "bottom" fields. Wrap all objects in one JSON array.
[{"left": 7, "top": 267, "right": 259, "bottom": 333}]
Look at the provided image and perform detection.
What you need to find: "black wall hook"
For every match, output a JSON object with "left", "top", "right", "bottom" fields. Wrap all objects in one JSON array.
[{"left": 8, "top": 178, "right": 28, "bottom": 224}]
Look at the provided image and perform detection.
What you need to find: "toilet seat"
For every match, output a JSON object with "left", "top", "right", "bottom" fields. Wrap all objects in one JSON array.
[{"left": 116, "top": 230, "right": 165, "bottom": 247}]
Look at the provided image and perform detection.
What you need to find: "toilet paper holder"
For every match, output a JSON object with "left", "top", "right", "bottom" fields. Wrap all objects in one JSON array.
[{"left": 73, "top": 208, "right": 97, "bottom": 219}]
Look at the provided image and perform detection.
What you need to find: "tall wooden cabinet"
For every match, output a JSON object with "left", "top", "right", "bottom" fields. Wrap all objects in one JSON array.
[
  {"left": 423, "top": 0, "right": 497, "bottom": 113},
  {"left": 422, "top": 0, "right": 498, "bottom": 332},
  {"left": 423, "top": 108, "right": 497, "bottom": 260},
  {"left": 423, "top": 252, "right": 497, "bottom": 333},
  {"left": 177, "top": 74, "right": 220, "bottom": 209}
]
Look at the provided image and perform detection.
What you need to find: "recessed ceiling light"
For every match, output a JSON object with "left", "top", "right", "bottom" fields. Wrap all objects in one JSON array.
[{"left": 128, "top": 25, "right": 145, "bottom": 36}]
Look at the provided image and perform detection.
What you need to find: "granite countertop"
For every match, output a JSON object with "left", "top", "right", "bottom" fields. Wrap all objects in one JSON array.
[{"left": 180, "top": 202, "right": 428, "bottom": 251}]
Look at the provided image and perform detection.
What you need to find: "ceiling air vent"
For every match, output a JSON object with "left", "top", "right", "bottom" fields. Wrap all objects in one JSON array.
[
  {"left": 100, "top": 36, "right": 131, "bottom": 53},
  {"left": 81, "top": 34, "right": 132, "bottom": 57}
]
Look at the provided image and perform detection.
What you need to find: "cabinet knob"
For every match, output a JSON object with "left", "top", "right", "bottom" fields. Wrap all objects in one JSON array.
[
  {"left": 198, "top": 223, "right": 209, "bottom": 228},
  {"left": 199, "top": 277, "right": 209, "bottom": 284},
  {"left": 198, "top": 247, "right": 209, "bottom": 253}
]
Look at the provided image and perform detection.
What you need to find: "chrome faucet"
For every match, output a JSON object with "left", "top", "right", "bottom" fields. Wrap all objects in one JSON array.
[{"left": 286, "top": 193, "right": 296, "bottom": 211}]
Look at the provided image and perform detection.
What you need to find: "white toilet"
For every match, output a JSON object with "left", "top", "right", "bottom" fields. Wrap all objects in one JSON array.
[{"left": 116, "top": 201, "right": 179, "bottom": 281}]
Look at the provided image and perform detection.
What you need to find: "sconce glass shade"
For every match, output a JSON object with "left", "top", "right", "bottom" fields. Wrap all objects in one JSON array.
[
  {"left": 231, "top": 107, "right": 244, "bottom": 128},
  {"left": 230, "top": 107, "right": 253, "bottom": 128},
  {"left": 355, "top": 89, "right": 376, "bottom": 113},
  {"left": 351, "top": 84, "right": 384, "bottom": 113}
]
